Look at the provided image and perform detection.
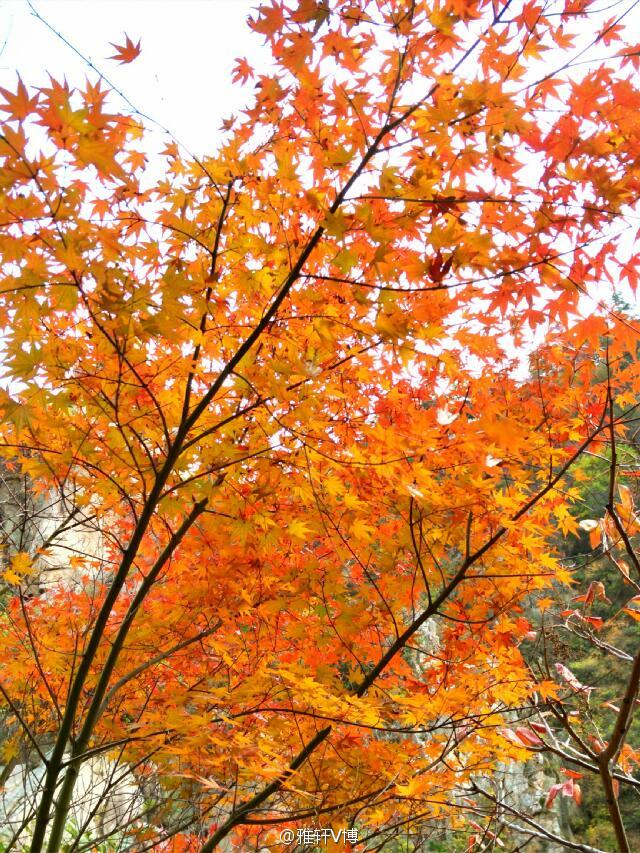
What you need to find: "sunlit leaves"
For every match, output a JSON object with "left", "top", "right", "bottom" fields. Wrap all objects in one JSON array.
[{"left": 0, "top": 0, "right": 639, "bottom": 849}]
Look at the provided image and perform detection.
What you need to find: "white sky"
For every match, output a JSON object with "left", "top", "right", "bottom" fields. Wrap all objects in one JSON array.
[{"left": 0, "top": 0, "right": 264, "bottom": 154}]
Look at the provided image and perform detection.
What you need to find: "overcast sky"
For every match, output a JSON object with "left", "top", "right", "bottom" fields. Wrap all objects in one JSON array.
[{"left": 0, "top": 0, "right": 264, "bottom": 154}]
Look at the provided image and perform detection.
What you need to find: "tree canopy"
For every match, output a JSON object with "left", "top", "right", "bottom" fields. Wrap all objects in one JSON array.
[{"left": 1, "top": 0, "right": 640, "bottom": 850}]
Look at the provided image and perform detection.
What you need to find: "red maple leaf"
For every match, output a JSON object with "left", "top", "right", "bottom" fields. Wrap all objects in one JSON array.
[
  {"left": 108, "top": 34, "right": 142, "bottom": 64},
  {"left": 231, "top": 57, "right": 254, "bottom": 85}
]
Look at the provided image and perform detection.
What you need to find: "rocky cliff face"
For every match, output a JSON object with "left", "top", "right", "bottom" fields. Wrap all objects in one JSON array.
[
  {"left": 486, "top": 755, "right": 575, "bottom": 851},
  {"left": 0, "top": 461, "right": 108, "bottom": 596},
  {"left": 0, "top": 755, "right": 144, "bottom": 850},
  {"left": 0, "top": 463, "right": 44, "bottom": 595}
]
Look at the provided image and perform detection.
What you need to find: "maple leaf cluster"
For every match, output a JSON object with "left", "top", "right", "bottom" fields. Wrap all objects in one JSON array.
[{"left": 0, "top": 0, "right": 640, "bottom": 849}]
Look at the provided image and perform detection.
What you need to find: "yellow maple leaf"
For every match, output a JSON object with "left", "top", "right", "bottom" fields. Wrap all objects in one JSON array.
[{"left": 287, "top": 519, "right": 313, "bottom": 540}]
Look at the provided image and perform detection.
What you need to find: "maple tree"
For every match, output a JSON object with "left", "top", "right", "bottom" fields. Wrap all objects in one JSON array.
[{"left": 1, "top": 0, "right": 640, "bottom": 850}]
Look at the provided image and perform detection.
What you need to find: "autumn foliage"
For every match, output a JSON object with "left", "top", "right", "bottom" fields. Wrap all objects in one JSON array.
[{"left": 1, "top": 0, "right": 640, "bottom": 849}]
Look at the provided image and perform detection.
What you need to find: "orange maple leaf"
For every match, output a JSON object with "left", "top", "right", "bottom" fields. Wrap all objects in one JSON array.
[
  {"left": 0, "top": 77, "right": 39, "bottom": 122},
  {"left": 108, "top": 34, "right": 142, "bottom": 64},
  {"left": 231, "top": 57, "right": 254, "bottom": 85}
]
